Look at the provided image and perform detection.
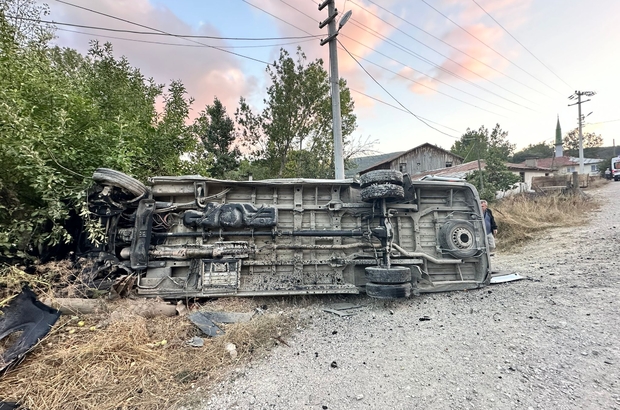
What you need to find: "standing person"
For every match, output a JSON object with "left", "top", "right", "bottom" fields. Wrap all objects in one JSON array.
[{"left": 480, "top": 200, "right": 497, "bottom": 254}]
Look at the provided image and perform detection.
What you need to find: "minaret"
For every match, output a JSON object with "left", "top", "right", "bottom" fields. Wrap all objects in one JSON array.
[{"left": 554, "top": 115, "right": 563, "bottom": 157}]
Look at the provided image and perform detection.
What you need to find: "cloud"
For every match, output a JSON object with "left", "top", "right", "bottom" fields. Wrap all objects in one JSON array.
[
  {"left": 49, "top": 0, "right": 257, "bottom": 118},
  {"left": 387, "top": 0, "right": 533, "bottom": 93},
  {"left": 245, "top": 0, "right": 403, "bottom": 109}
]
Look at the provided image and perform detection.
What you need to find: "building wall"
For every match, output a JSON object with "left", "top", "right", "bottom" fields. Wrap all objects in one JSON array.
[
  {"left": 515, "top": 170, "right": 549, "bottom": 187},
  {"left": 369, "top": 145, "right": 463, "bottom": 175}
]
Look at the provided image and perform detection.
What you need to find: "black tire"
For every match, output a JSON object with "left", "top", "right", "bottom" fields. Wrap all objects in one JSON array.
[
  {"left": 360, "top": 183, "right": 405, "bottom": 202},
  {"left": 360, "top": 170, "right": 404, "bottom": 188},
  {"left": 438, "top": 220, "right": 479, "bottom": 258},
  {"left": 93, "top": 168, "right": 148, "bottom": 197},
  {"left": 365, "top": 282, "right": 412, "bottom": 299},
  {"left": 365, "top": 266, "right": 412, "bottom": 284}
]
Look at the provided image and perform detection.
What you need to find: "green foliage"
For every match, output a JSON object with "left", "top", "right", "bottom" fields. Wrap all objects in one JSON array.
[
  {"left": 563, "top": 128, "right": 603, "bottom": 155},
  {"left": 511, "top": 142, "right": 554, "bottom": 163},
  {"left": 236, "top": 47, "right": 357, "bottom": 178},
  {"left": 450, "top": 124, "right": 519, "bottom": 201},
  {"left": 193, "top": 97, "right": 240, "bottom": 179},
  {"left": 0, "top": 2, "right": 203, "bottom": 260}
]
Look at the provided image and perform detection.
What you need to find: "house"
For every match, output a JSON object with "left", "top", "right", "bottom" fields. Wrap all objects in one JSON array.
[
  {"left": 346, "top": 143, "right": 463, "bottom": 178},
  {"left": 521, "top": 157, "right": 601, "bottom": 177},
  {"left": 345, "top": 151, "right": 405, "bottom": 178},
  {"left": 409, "top": 159, "right": 552, "bottom": 197},
  {"left": 506, "top": 162, "right": 552, "bottom": 186}
]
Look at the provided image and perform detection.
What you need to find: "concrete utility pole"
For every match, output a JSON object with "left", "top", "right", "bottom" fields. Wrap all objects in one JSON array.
[
  {"left": 319, "top": 0, "right": 351, "bottom": 180},
  {"left": 568, "top": 90, "right": 596, "bottom": 174}
]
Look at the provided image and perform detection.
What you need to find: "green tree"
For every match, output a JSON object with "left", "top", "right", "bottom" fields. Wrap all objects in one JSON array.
[
  {"left": 451, "top": 127, "right": 488, "bottom": 162},
  {"left": 0, "top": 1, "right": 200, "bottom": 260},
  {"left": 511, "top": 142, "right": 554, "bottom": 163},
  {"left": 563, "top": 128, "right": 603, "bottom": 155},
  {"left": 193, "top": 97, "right": 240, "bottom": 179},
  {"left": 236, "top": 47, "right": 356, "bottom": 178},
  {"left": 451, "top": 124, "right": 519, "bottom": 201}
]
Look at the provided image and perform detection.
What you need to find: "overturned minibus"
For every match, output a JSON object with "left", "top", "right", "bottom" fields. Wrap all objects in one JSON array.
[{"left": 85, "top": 168, "right": 491, "bottom": 299}]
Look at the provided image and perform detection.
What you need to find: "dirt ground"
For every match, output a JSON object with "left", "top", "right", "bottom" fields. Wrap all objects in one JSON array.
[{"left": 184, "top": 181, "right": 620, "bottom": 410}]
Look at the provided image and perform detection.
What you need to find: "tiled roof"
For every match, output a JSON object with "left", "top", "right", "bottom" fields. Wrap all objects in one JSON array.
[
  {"left": 506, "top": 162, "right": 552, "bottom": 171},
  {"left": 524, "top": 156, "right": 577, "bottom": 168}
]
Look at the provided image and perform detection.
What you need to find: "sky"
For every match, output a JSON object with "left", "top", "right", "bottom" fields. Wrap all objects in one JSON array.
[{"left": 44, "top": 0, "right": 620, "bottom": 155}]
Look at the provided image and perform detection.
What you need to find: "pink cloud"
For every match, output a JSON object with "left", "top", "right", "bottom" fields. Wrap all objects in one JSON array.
[{"left": 50, "top": 0, "right": 257, "bottom": 119}]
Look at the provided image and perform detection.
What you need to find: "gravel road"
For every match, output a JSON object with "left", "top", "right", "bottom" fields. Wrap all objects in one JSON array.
[{"left": 193, "top": 182, "right": 620, "bottom": 410}]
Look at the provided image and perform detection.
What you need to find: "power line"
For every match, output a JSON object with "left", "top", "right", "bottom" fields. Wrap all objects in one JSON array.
[
  {"left": 347, "top": 0, "right": 545, "bottom": 102},
  {"left": 471, "top": 0, "right": 572, "bottom": 89},
  {"left": 303, "top": 0, "right": 536, "bottom": 110},
  {"left": 362, "top": 0, "right": 546, "bottom": 99},
  {"left": 340, "top": 28, "right": 533, "bottom": 112},
  {"left": 420, "top": 0, "right": 564, "bottom": 95},
  {"left": 55, "top": 27, "right": 316, "bottom": 49},
  {"left": 242, "top": 0, "right": 315, "bottom": 36},
  {"left": 282, "top": 0, "right": 530, "bottom": 112},
  {"left": 251, "top": 0, "right": 469, "bottom": 132},
  {"left": 589, "top": 118, "right": 620, "bottom": 125},
  {"left": 338, "top": 40, "right": 460, "bottom": 139},
  {"left": 7, "top": 15, "right": 322, "bottom": 40},
  {"left": 348, "top": 88, "right": 462, "bottom": 133},
  {"left": 52, "top": 0, "right": 273, "bottom": 66},
  {"left": 344, "top": 48, "right": 508, "bottom": 117}
]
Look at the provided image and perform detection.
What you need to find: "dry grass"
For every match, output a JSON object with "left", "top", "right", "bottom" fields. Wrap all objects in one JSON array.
[
  {"left": 0, "top": 296, "right": 299, "bottom": 410},
  {"left": 494, "top": 190, "right": 600, "bottom": 251},
  {"left": 0, "top": 186, "right": 605, "bottom": 408}
]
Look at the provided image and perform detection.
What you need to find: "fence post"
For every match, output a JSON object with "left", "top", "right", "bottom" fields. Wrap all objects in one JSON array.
[{"left": 572, "top": 171, "right": 579, "bottom": 193}]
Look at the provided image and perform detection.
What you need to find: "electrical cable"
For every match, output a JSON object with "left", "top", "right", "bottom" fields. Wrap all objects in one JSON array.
[
  {"left": 52, "top": 0, "right": 273, "bottom": 66},
  {"left": 344, "top": 48, "right": 508, "bottom": 117},
  {"left": 280, "top": 0, "right": 529, "bottom": 113},
  {"left": 346, "top": 0, "right": 544, "bottom": 102},
  {"left": 338, "top": 39, "right": 460, "bottom": 139},
  {"left": 420, "top": 0, "right": 563, "bottom": 95},
  {"left": 7, "top": 15, "right": 322, "bottom": 40},
  {"left": 341, "top": 27, "right": 533, "bottom": 112},
  {"left": 55, "top": 27, "right": 316, "bottom": 49},
  {"left": 471, "top": 0, "right": 572, "bottom": 90},
  {"left": 361, "top": 0, "right": 547, "bottom": 99},
  {"left": 589, "top": 119, "right": 620, "bottom": 125},
  {"left": 242, "top": 0, "right": 315, "bottom": 36},
  {"left": 348, "top": 88, "right": 462, "bottom": 133}
]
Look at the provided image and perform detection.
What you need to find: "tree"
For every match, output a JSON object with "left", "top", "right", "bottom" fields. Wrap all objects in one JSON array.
[
  {"left": 563, "top": 128, "right": 603, "bottom": 154},
  {"left": 451, "top": 124, "right": 519, "bottom": 201},
  {"left": 193, "top": 97, "right": 240, "bottom": 179},
  {"left": 236, "top": 47, "right": 357, "bottom": 178},
  {"left": 0, "top": 1, "right": 202, "bottom": 261},
  {"left": 1, "top": 0, "right": 54, "bottom": 47},
  {"left": 511, "top": 142, "right": 554, "bottom": 163},
  {"left": 451, "top": 127, "right": 488, "bottom": 162}
]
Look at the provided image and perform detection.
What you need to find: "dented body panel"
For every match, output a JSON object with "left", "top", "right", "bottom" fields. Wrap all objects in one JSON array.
[{"left": 86, "top": 169, "right": 491, "bottom": 299}]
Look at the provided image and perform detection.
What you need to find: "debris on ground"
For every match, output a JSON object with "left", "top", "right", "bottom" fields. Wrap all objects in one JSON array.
[
  {"left": 0, "top": 287, "right": 60, "bottom": 373},
  {"left": 188, "top": 312, "right": 224, "bottom": 337},
  {"left": 323, "top": 302, "right": 363, "bottom": 317},
  {"left": 490, "top": 272, "right": 525, "bottom": 284}
]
